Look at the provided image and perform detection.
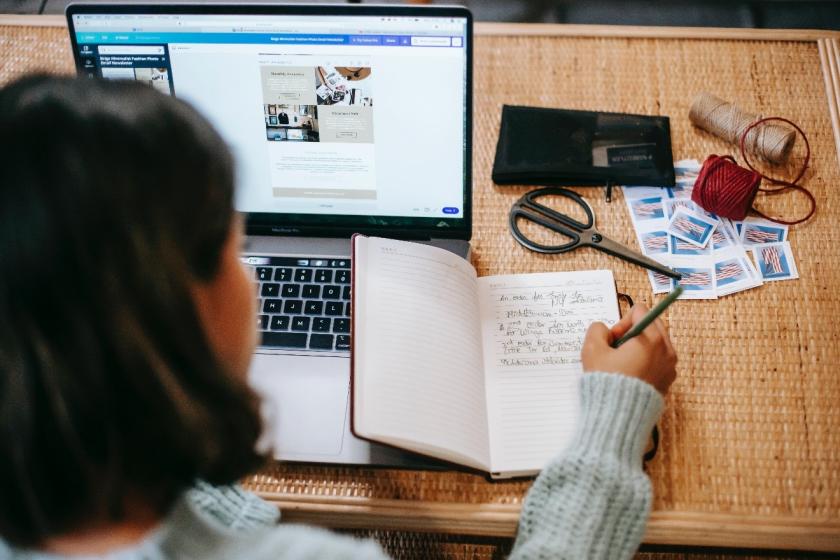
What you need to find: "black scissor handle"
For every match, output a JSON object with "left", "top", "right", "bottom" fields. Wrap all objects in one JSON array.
[
  {"left": 521, "top": 187, "right": 595, "bottom": 231},
  {"left": 509, "top": 206, "right": 580, "bottom": 253},
  {"left": 509, "top": 187, "right": 596, "bottom": 253}
]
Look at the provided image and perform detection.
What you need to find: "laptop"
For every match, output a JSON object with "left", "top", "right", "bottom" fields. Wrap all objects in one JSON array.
[{"left": 67, "top": 4, "right": 473, "bottom": 466}]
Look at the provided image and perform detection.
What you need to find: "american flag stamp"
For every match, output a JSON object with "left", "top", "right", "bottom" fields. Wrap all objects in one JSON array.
[
  {"left": 714, "top": 253, "right": 763, "bottom": 296},
  {"left": 629, "top": 196, "right": 665, "bottom": 221},
  {"left": 622, "top": 186, "right": 670, "bottom": 201},
  {"left": 669, "top": 180, "right": 694, "bottom": 199},
  {"left": 712, "top": 225, "right": 734, "bottom": 251},
  {"left": 751, "top": 242, "right": 798, "bottom": 281},
  {"left": 672, "top": 265, "right": 717, "bottom": 298},
  {"left": 669, "top": 234, "right": 712, "bottom": 256},
  {"left": 740, "top": 218, "right": 788, "bottom": 246},
  {"left": 677, "top": 269, "right": 713, "bottom": 289},
  {"left": 674, "top": 159, "right": 702, "bottom": 180},
  {"left": 715, "top": 258, "right": 750, "bottom": 287},
  {"left": 648, "top": 269, "right": 673, "bottom": 294},
  {"left": 641, "top": 230, "right": 669, "bottom": 255},
  {"left": 712, "top": 220, "right": 742, "bottom": 253},
  {"left": 664, "top": 198, "right": 696, "bottom": 219},
  {"left": 667, "top": 208, "right": 719, "bottom": 248},
  {"left": 668, "top": 158, "right": 701, "bottom": 200}
]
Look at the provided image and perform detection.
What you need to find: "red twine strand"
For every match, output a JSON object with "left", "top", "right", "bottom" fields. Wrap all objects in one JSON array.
[{"left": 691, "top": 116, "right": 816, "bottom": 225}]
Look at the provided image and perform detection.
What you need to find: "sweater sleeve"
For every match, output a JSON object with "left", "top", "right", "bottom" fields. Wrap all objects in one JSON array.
[
  {"left": 186, "top": 481, "right": 280, "bottom": 531},
  {"left": 509, "top": 372, "right": 664, "bottom": 560}
]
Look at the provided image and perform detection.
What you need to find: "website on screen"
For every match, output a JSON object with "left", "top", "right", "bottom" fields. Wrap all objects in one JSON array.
[{"left": 73, "top": 14, "right": 468, "bottom": 220}]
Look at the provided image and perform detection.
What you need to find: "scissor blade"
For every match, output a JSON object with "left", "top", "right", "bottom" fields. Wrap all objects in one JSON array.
[
  {"left": 582, "top": 231, "right": 682, "bottom": 280},
  {"left": 523, "top": 197, "right": 591, "bottom": 232}
]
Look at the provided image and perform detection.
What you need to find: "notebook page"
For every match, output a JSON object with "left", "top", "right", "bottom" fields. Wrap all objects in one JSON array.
[
  {"left": 353, "top": 237, "right": 490, "bottom": 470},
  {"left": 477, "top": 270, "right": 619, "bottom": 475}
]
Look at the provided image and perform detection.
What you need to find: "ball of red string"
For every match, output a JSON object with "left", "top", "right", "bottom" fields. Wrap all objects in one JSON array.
[
  {"left": 690, "top": 116, "right": 816, "bottom": 225},
  {"left": 691, "top": 154, "right": 760, "bottom": 221}
]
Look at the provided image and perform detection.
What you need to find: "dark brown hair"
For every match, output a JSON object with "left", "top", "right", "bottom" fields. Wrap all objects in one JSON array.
[{"left": 0, "top": 74, "right": 265, "bottom": 547}]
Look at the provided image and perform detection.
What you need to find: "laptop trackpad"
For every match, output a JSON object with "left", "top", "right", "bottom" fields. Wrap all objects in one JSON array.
[{"left": 248, "top": 353, "right": 348, "bottom": 458}]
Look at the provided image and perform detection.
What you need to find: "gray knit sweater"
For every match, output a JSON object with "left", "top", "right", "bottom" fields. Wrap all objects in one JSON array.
[{"left": 2, "top": 372, "right": 664, "bottom": 560}]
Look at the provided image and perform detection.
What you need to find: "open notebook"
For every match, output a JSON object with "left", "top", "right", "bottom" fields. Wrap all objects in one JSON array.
[{"left": 351, "top": 235, "right": 619, "bottom": 478}]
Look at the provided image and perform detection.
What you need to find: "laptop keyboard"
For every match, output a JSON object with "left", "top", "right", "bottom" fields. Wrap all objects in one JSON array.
[{"left": 242, "top": 256, "right": 351, "bottom": 352}]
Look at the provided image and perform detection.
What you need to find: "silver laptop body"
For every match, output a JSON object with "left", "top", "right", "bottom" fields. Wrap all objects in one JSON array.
[{"left": 68, "top": 3, "right": 473, "bottom": 466}]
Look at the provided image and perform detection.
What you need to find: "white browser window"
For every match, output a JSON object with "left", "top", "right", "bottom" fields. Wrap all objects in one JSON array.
[{"left": 72, "top": 13, "right": 469, "bottom": 220}]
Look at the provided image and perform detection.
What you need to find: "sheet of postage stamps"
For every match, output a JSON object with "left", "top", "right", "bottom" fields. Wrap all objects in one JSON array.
[{"left": 623, "top": 159, "right": 800, "bottom": 299}]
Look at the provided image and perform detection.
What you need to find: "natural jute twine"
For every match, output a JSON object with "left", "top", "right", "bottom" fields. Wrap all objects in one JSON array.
[{"left": 688, "top": 92, "right": 796, "bottom": 164}]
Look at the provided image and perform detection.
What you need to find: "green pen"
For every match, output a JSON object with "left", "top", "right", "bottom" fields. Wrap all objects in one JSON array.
[{"left": 612, "top": 285, "right": 684, "bottom": 348}]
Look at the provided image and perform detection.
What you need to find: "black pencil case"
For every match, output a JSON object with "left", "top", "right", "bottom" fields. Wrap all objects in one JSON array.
[{"left": 492, "top": 105, "right": 676, "bottom": 187}]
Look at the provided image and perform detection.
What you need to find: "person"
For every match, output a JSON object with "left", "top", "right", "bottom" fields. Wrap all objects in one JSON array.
[{"left": 0, "top": 75, "right": 677, "bottom": 560}]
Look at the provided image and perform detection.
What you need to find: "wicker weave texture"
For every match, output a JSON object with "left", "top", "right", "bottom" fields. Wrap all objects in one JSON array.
[
  {"left": 251, "top": 36, "right": 840, "bottom": 520},
  {"left": 0, "top": 24, "right": 74, "bottom": 81},
  {"left": 1, "top": 23, "right": 838, "bottom": 527},
  {"left": 469, "top": 35, "right": 840, "bottom": 519},
  {"left": 343, "top": 530, "right": 816, "bottom": 560}
]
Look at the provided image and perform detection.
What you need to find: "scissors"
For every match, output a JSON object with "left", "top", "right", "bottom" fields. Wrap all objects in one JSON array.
[{"left": 509, "top": 187, "right": 681, "bottom": 280}]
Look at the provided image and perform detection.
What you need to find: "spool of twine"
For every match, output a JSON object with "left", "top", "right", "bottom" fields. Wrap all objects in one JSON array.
[{"left": 689, "top": 92, "right": 796, "bottom": 164}]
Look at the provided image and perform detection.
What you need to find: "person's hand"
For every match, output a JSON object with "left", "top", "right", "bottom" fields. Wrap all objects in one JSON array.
[{"left": 581, "top": 304, "right": 677, "bottom": 395}]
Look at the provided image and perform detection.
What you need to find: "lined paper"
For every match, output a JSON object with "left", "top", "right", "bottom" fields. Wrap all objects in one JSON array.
[
  {"left": 477, "top": 271, "right": 619, "bottom": 474},
  {"left": 354, "top": 237, "right": 490, "bottom": 470}
]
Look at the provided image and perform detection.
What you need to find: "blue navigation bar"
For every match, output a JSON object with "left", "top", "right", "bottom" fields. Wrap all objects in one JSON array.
[{"left": 76, "top": 32, "right": 462, "bottom": 47}]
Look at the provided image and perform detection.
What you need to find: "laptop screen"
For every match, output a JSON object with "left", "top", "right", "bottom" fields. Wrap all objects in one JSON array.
[{"left": 68, "top": 6, "right": 472, "bottom": 238}]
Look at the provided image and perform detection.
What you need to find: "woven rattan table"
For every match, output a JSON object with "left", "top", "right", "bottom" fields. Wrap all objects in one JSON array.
[{"left": 2, "top": 15, "right": 839, "bottom": 556}]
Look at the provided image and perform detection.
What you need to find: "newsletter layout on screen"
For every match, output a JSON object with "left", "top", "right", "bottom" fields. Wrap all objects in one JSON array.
[
  {"left": 261, "top": 63, "right": 377, "bottom": 202},
  {"left": 71, "top": 13, "right": 469, "bottom": 221}
]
